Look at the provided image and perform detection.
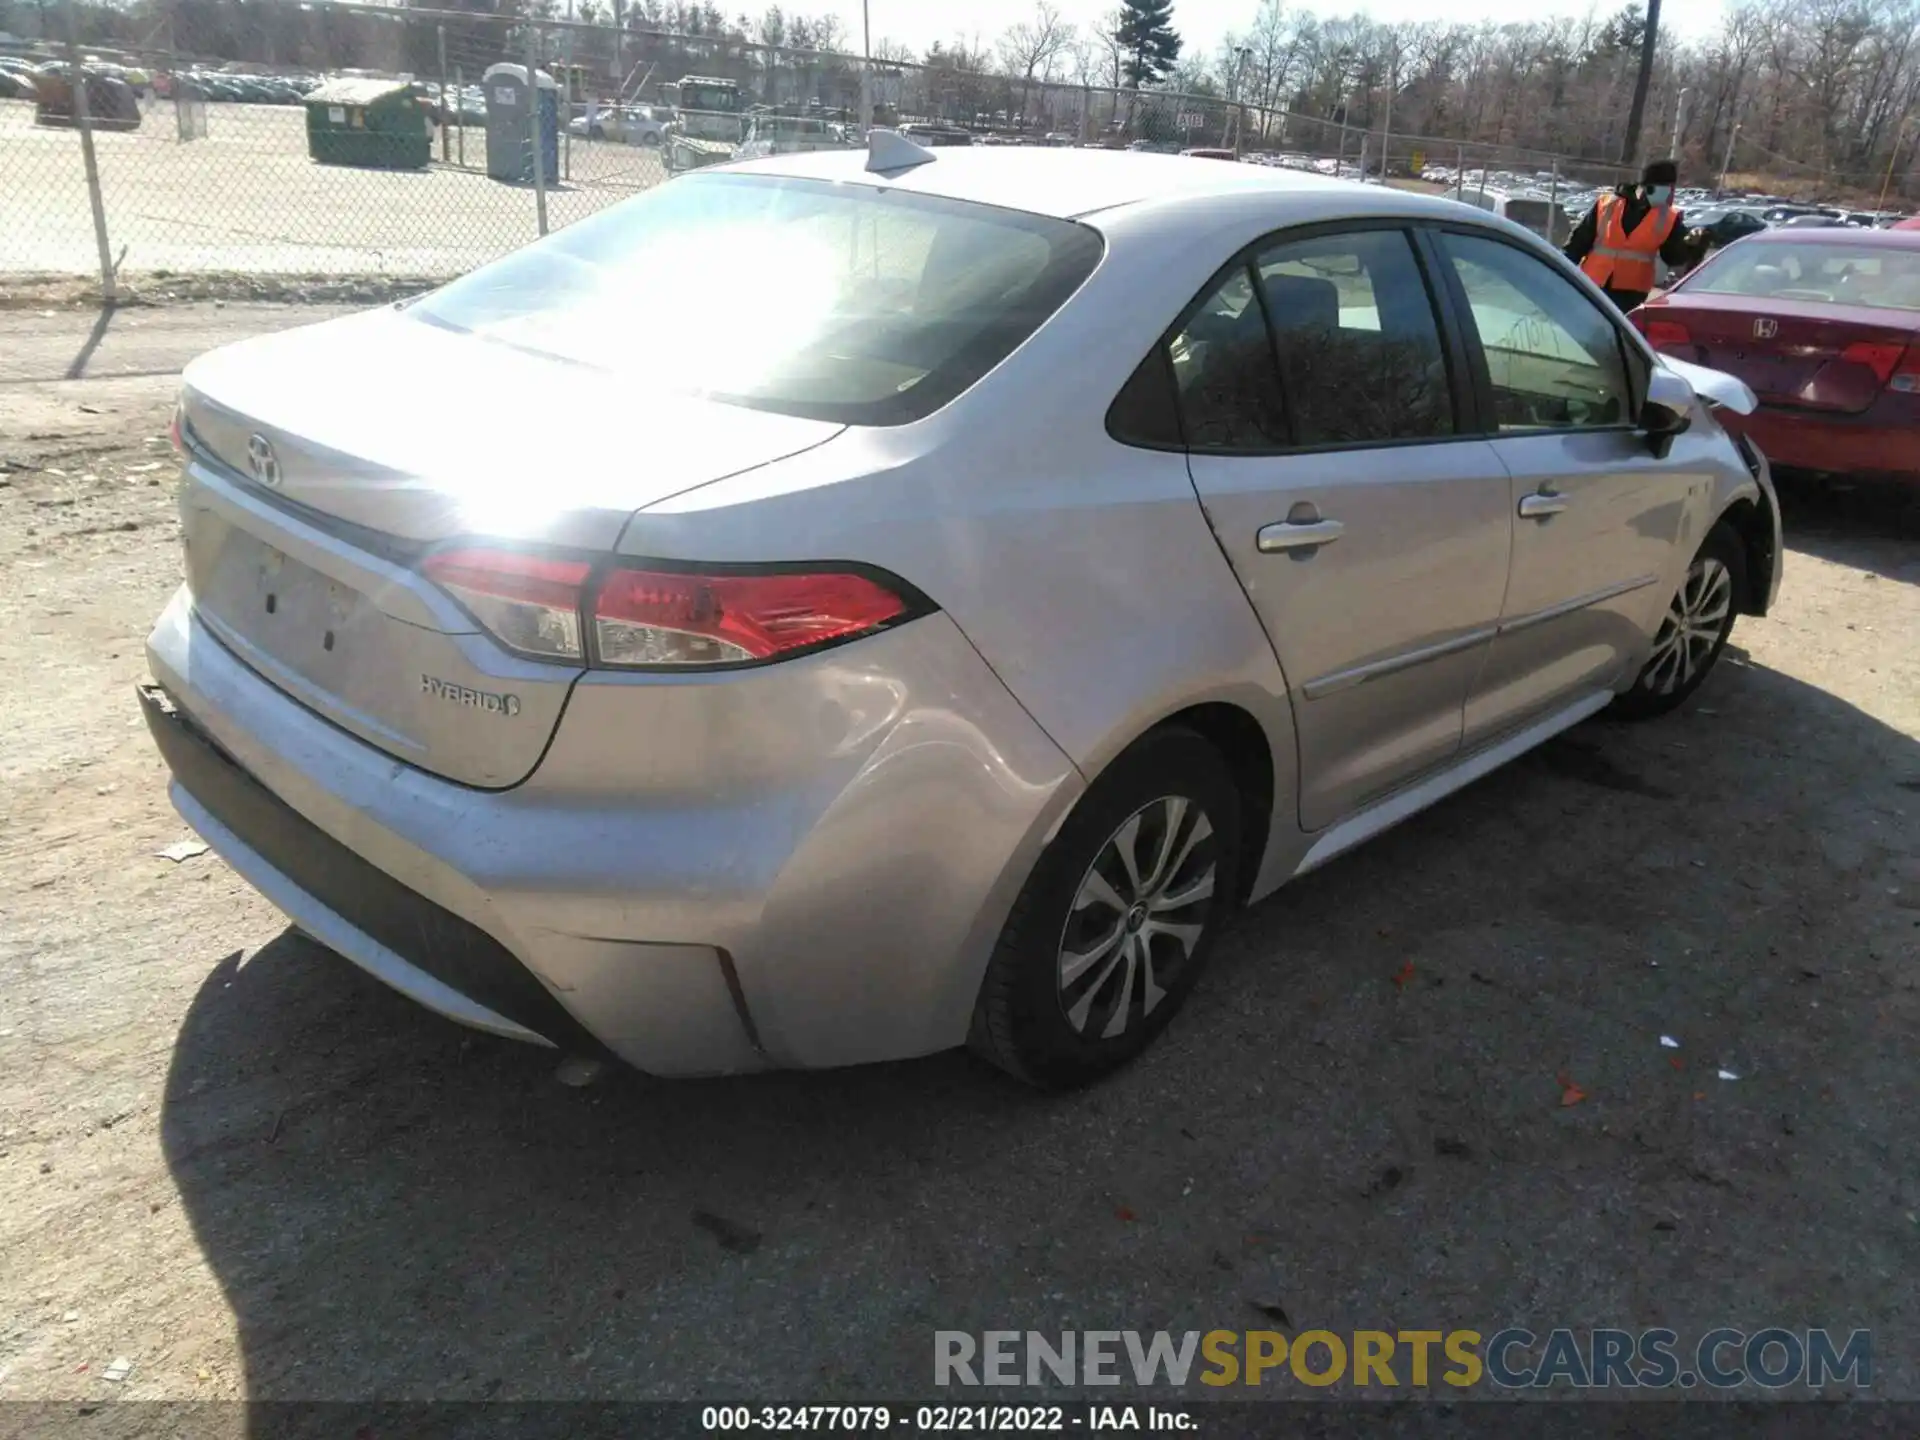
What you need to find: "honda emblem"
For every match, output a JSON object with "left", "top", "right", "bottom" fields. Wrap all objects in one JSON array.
[{"left": 1752, "top": 317, "right": 1778, "bottom": 339}]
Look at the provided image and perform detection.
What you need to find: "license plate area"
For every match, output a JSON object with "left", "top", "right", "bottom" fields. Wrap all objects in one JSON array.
[
  {"left": 198, "top": 526, "right": 379, "bottom": 688},
  {"left": 178, "top": 483, "right": 579, "bottom": 787}
]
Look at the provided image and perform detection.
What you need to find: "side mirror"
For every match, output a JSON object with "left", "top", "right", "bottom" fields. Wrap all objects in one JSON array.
[{"left": 1640, "top": 368, "right": 1695, "bottom": 458}]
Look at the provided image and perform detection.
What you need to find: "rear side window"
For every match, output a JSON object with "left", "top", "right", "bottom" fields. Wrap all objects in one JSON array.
[
  {"left": 1254, "top": 229, "right": 1454, "bottom": 446},
  {"left": 412, "top": 173, "right": 1103, "bottom": 426},
  {"left": 1168, "top": 268, "right": 1289, "bottom": 450},
  {"left": 1106, "top": 345, "right": 1183, "bottom": 448}
]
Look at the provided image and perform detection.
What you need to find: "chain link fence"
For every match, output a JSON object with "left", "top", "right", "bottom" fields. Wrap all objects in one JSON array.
[
  {"left": 3, "top": 0, "right": 1647, "bottom": 316},
  {"left": 0, "top": 2, "right": 677, "bottom": 289}
]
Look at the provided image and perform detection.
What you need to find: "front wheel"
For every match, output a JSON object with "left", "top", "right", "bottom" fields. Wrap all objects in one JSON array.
[
  {"left": 969, "top": 727, "right": 1241, "bottom": 1089},
  {"left": 1611, "top": 521, "right": 1746, "bottom": 720}
]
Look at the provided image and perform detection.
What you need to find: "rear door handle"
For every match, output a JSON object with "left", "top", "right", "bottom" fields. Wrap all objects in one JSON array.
[
  {"left": 1518, "top": 491, "right": 1568, "bottom": 519},
  {"left": 1257, "top": 519, "right": 1345, "bottom": 553}
]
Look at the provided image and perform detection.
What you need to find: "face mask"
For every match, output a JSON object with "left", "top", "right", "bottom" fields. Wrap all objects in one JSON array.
[{"left": 1647, "top": 185, "right": 1674, "bottom": 205}]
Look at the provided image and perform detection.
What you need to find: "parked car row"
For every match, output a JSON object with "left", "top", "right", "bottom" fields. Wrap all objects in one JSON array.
[
  {"left": 410, "top": 80, "right": 487, "bottom": 126},
  {"left": 166, "top": 69, "right": 317, "bottom": 103},
  {"left": 1, "top": 51, "right": 152, "bottom": 99}
]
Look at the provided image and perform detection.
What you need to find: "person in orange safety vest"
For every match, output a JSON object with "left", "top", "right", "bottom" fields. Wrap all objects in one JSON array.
[{"left": 1564, "top": 158, "right": 1706, "bottom": 313}]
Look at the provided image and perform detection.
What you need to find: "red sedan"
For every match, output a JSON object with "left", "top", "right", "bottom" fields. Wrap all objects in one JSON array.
[{"left": 1630, "top": 227, "right": 1920, "bottom": 487}]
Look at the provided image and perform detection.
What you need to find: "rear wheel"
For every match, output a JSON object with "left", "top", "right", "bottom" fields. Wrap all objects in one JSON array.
[
  {"left": 969, "top": 728, "right": 1241, "bottom": 1089},
  {"left": 1611, "top": 521, "right": 1746, "bottom": 720}
]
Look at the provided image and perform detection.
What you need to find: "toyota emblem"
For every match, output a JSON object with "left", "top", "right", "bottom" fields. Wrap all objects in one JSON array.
[
  {"left": 246, "top": 433, "right": 281, "bottom": 488},
  {"left": 1752, "top": 318, "right": 1778, "bottom": 339}
]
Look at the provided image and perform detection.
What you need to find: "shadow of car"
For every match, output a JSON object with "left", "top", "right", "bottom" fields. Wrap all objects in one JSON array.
[{"left": 157, "top": 531, "right": 1920, "bottom": 1403}]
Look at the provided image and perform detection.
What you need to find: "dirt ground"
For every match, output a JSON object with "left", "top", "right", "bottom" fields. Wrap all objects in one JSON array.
[
  {"left": 0, "top": 96, "right": 659, "bottom": 280},
  {"left": 1, "top": 300, "right": 1917, "bottom": 1409}
]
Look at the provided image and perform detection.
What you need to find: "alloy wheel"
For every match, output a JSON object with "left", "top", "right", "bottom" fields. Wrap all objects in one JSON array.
[
  {"left": 1056, "top": 795, "right": 1218, "bottom": 1040},
  {"left": 1641, "top": 555, "right": 1733, "bottom": 696}
]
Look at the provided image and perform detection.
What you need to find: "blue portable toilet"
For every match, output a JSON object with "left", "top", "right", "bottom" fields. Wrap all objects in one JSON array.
[{"left": 481, "top": 62, "right": 559, "bottom": 183}]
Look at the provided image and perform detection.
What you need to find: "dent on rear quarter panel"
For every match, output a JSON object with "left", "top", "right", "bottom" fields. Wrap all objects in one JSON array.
[{"left": 533, "top": 613, "right": 1087, "bottom": 1069}]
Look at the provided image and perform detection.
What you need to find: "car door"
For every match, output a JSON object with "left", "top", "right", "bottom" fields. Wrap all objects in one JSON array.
[
  {"left": 1179, "top": 225, "right": 1513, "bottom": 832},
  {"left": 1426, "top": 228, "right": 1707, "bottom": 746}
]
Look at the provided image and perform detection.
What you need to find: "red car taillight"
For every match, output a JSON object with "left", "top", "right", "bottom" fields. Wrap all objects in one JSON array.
[
  {"left": 1837, "top": 340, "right": 1907, "bottom": 385},
  {"left": 591, "top": 568, "right": 910, "bottom": 667},
  {"left": 1890, "top": 350, "right": 1920, "bottom": 393},
  {"left": 1639, "top": 318, "right": 1692, "bottom": 350},
  {"left": 422, "top": 547, "right": 918, "bottom": 669},
  {"left": 1828, "top": 340, "right": 1920, "bottom": 393},
  {"left": 423, "top": 549, "right": 592, "bottom": 661}
]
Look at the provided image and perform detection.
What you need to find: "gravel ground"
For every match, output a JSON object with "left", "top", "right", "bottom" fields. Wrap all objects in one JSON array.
[{"left": 1, "top": 301, "right": 1917, "bottom": 1408}]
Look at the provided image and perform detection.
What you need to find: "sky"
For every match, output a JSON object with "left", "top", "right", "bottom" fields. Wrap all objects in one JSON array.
[{"left": 823, "top": 0, "right": 1728, "bottom": 62}]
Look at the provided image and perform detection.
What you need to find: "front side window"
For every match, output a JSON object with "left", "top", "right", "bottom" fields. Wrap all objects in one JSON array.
[
  {"left": 1255, "top": 228, "right": 1454, "bottom": 446},
  {"left": 1438, "top": 231, "right": 1634, "bottom": 432},
  {"left": 411, "top": 173, "right": 1103, "bottom": 426}
]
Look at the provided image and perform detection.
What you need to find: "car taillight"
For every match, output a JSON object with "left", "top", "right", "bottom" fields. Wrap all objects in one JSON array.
[
  {"left": 1640, "top": 318, "right": 1692, "bottom": 349},
  {"left": 168, "top": 405, "right": 186, "bottom": 456},
  {"left": 421, "top": 548, "right": 917, "bottom": 669},
  {"left": 1832, "top": 339, "right": 1912, "bottom": 389},
  {"left": 591, "top": 568, "right": 910, "bottom": 667},
  {"left": 422, "top": 548, "right": 591, "bottom": 661}
]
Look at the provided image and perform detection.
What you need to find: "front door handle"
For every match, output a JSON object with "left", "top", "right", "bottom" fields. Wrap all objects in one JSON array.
[
  {"left": 1518, "top": 490, "right": 1568, "bottom": 519},
  {"left": 1257, "top": 519, "right": 1345, "bottom": 553}
]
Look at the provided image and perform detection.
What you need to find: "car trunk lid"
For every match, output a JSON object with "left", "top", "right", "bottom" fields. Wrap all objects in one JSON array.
[
  {"left": 176, "top": 308, "right": 843, "bottom": 788},
  {"left": 1639, "top": 293, "right": 1917, "bottom": 415}
]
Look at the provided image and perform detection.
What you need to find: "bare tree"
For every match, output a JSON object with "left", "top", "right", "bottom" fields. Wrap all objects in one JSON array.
[
  {"left": 998, "top": 1, "right": 1074, "bottom": 124},
  {"left": 1096, "top": 5, "right": 1128, "bottom": 92}
]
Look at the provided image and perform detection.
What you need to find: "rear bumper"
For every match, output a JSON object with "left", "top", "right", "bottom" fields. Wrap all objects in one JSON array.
[
  {"left": 144, "top": 587, "right": 1081, "bottom": 1075},
  {"left": 1726, "top": 403, "right": 1920, "bottom": 485}
]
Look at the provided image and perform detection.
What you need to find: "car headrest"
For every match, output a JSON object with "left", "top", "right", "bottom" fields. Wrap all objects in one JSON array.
[{"left": 1263, "top": 273, "right": 1340, "bottom": 332}]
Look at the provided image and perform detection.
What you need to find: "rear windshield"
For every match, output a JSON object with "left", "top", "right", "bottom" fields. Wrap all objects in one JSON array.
[
  {"left": 1691, "top": 242, "right": 1920, "bottom": 310},
  {"left": 412, "top": 172, "right": 1103, "bottom": 424}
]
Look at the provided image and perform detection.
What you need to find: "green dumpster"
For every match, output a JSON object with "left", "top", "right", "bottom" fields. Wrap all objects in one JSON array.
[{"left": 304, "top": 77, "right": 430, "bottom": 169}]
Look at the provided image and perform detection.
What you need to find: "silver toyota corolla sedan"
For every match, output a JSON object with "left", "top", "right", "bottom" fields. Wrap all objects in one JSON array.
[{"left": 143, "top": 139, "right": 1782, "bottom": 1088}]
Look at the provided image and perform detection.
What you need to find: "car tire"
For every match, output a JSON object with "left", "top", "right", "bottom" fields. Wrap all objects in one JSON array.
[
  {"left": 642, "top": 131, "right": 662, "bottom": 146},
  {"left": 969, "top": 726, "right": 1242, "bottom": 1090},
  {"left": 1610, "top": 520, "right": 1746, "bottom": 721},
  {"left": 589, "top": 124, "right": 605, "bottom": 140}
]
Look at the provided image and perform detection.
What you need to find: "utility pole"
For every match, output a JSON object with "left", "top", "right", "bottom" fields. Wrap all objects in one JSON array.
[
  {"left": 1225, "top": 44, "right": 1249, "bottom": 154},
  {"left": 1619, "top": 0, "right": 1662, "bottom": 166},
  {"left": 1878, "top": 117, "right": 1912, "bottom": 211},
  {"left": 1334, "top": 77, "right": 1353, "bottom": 171},
  {"left": 1381, "top": 45, "right": 1396, "bottom": 184},
  {"left": 1671, "top": 86, "right": 1689, "bottom": 163},
  {"left": 859, "top": 0, "right": 872, "bottom": 134},
  {"left": 1718, "top": 120, "right": 1740, "bottom": 196}
]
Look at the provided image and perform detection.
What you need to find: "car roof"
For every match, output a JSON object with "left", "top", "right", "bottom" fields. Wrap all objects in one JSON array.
[
  {"left": 720, "top": 144, "right": 1393, "bottom": 220},
  {"left": 1742, "top": 225, "right": 1920, "bottom": 248}
]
